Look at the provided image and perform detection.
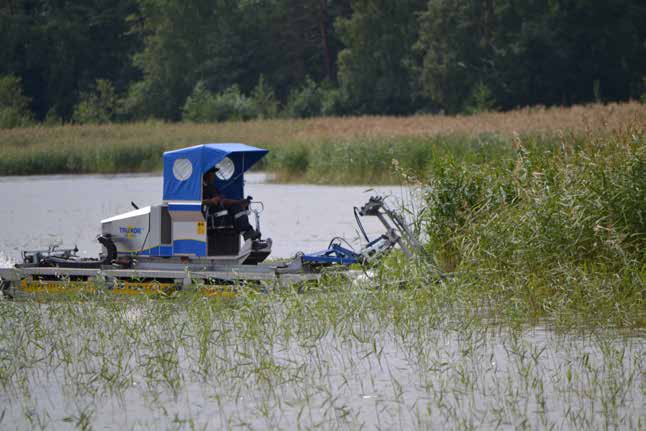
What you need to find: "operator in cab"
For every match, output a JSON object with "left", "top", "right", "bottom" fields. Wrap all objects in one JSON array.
[{"left": 202, "top": 167, "right": 261, "bottom": 241}]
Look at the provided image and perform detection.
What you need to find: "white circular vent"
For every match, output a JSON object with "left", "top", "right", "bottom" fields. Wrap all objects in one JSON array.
[
  {"left": 215, "top": 157, "right": 235, "bottom": 180},
  {"left": 172, "top": 158, "right": 193, "bottom": 181}
]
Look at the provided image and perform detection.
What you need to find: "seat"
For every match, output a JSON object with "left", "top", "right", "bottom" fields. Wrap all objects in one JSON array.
[{"left": 205, "top": 206, "right": 240, "bottom": 256}]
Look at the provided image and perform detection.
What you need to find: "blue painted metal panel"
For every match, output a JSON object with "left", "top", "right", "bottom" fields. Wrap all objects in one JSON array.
[
  {"left": 168, "top": 204, "right": 202, "bottom": 212},
  {"left": 173, "top": 239, "right": 207, "bottom": 256},
  {"left": 116, "top": 245, "right": 187, "bottom": 257}
]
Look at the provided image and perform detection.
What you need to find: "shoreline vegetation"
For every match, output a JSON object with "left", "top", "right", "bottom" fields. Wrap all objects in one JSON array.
[{"left": 1, "top": 102, "right": 644, "bottom": 183}]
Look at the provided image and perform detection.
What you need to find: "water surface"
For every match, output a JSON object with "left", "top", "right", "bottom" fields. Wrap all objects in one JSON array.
[{"left": 0, "top": 173, "right": 411, "bottom": 263}]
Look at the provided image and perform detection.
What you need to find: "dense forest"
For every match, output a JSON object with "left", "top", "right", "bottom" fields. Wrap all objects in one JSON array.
[{"left": 1, "top": 0, "right": 645, "bottom": 126}]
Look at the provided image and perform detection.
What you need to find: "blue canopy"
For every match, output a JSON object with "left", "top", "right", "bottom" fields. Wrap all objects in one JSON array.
[{"left": 163, "top": 143, "right": 268, "bottom": 201}]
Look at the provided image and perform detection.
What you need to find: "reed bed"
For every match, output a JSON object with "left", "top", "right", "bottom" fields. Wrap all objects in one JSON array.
[
  {"left": 0, "top": 102, "right": 644, "bottom": 183},
  {"left": 1, "top": 281, "right": 645, "bottom": 430},
  {"left": 418, "top": 122, "right": 646, "bottom": 326}
]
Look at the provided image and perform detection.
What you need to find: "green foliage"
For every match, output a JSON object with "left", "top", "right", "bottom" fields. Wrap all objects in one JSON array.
[
  {"left": 72, "top": 80, "right": 119, "bottom": 124},
  {"left": 182, "top": 82, "right": 257, "bottom": 123},
  {"left": 0, "top": 139, "right": 165, "bottom": 175},
  {"left": 464, "top": 81, "right": 497, "bottom": 115},
  {"left": 44, "top": 108, "right": 62, "bottom": 126},
  {"left": 127, "top": 0, "right": 220, "bottom": 120},
  {"left": 416, "top": 0, "right": 646, "bottom": 112},
  {"left": 285, "top": 77, "right": 323, "bottom": 118},
  {"left": 181, "top": 81, "right": 214, "bottom": 123},
  {"left": 4, "top": 0, "right": 646, "bottom": 122},
  {"left": 0, "top": 107, "right": 32, "bottom": 129},
  {"left": 336, "top": 0, "right": 423, "bottom": 115},
  {"left": 269, "top": 143, "right": 311, "bottom": 177},
  {"left": 0, "top": 0, "right": 140, "bottom": 120},
  {"left": 120, "top": 80, "right": 160, "bottom": 121},
  {"left": 0, "top": 75, "right": 33, "bottom": 128},
  {"left": 251, "top": 75, "right": 279, "bottom": 119},
  {"left": 284, "top": 78, "right": 349, "bottom": 118},
  {"left": 423, "top": 126, "right": 646, "bottom": 320},
  {"left": 125, "top": 0, "right": 347, "bottom": 120},
  {"left": 416, "top": 0, "right": 489, "bottom": 113},
  {"left": 320, "top": 83, "right": 348, "bottom": 116}
]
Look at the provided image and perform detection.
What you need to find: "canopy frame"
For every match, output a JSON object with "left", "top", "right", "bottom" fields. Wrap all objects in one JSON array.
[{"left": 162, "top": 143, "right": 268, "bottom": 202}]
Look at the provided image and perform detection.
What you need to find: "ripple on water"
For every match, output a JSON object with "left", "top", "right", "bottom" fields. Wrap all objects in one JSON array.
[{"left": 0, "top": 252, "right": 15, "bottom": 268}]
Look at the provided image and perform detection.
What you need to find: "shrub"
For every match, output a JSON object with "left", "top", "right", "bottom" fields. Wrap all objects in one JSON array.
[
  {"left": 252, "top": 75, "right": 279, "bottom": 119},
  {"left": 320, "top": 84, "right": 348, "bottom": 117},
  {"left": 285, "top": 77, "right": 322, "bottom": 118},
  {"left": 211, "top": 86, "right": 256, "bottom": 122},
  {"left": 182, "top": 82, "right": 258, "bottom": 122},
  {"left": 182, "top": 81, "right": 214, "bottom": 122},
  {"left": 464, "top": 81, "right": 497, "bottom": 115},
  {"left": 0, "top": 75, "right": 33, "bottom": 128},
  {"left": 44, "top": 107, "right": 63, "bottom": 126},
  {"left": 120, "top": 80, "right": 160, "bottom": 121},
  {"left": 72, "top": 79, "right": 118, "bottom": 124}
]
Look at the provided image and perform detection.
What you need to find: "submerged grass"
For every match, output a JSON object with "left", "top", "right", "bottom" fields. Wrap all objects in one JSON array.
[
  {"left": 0, "top": 102, "right": 643, "bottom": 183},
  {"left": 0, "top": 282, "right": 644, "bottom": 429}
]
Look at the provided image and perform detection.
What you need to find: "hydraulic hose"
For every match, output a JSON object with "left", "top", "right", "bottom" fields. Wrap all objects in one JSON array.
[
  {"left": 354, "top": 207, "right": 370, "bottom": 243},
  {"left": 97, "top": 235, "right": 117, "bottom": 265}
]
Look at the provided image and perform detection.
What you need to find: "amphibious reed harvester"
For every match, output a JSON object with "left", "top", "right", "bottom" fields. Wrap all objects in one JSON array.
[{"left": 0, "top": 143, "right": 424, "bottom": 297}]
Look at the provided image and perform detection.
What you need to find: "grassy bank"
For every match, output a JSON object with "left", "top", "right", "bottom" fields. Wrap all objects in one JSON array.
[{"left": 0, "top": 102, "right": 644, "bottom": 183}]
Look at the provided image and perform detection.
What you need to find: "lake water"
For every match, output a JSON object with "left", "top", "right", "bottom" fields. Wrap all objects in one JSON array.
[
  {"left": 0, "top": 300, "right": 644, "bottom": 430},
  {"left": 0, "top": 173, "right": 413, "bottom": 264}
]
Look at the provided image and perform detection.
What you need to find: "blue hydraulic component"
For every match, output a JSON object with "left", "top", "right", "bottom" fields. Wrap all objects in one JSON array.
[
  {"left": 300, "top": 195, "right": 424, "bottom": 267},
  {"left": 301, "top": 243, "right": 361, "bottom": 265}
]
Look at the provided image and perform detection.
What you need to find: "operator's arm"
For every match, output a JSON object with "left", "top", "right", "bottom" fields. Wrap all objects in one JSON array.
[
  {"left": 202, "top": 195, "right": 249, "bottom": 208},
  {"left": 220, "top": 198, "right": 248, "bottom": 208},
  {"left": 202, "top": 196, "right": 222, "bottom": 206}
]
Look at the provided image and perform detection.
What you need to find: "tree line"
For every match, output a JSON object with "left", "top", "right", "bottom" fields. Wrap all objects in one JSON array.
[{"left": 1, "top": 0, "right": 645, "bottom": 127}]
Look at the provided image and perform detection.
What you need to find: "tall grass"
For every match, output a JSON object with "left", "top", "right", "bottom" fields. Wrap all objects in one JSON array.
[
  {"left": 420, "top": 123, "right": 646, "bottom": 326},
  {"left": 0, "top": 102, "right": 643, "bottom": 182}
]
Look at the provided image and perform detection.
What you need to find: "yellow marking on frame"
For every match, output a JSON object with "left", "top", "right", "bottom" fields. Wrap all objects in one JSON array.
[
  {"left": 20, "top": 279, "right": 97, "bottom": 294},
  {"left": 112, "top": 281, "right": 175, "bottom": 295},
  {"left": 197, "top": 221, "right": 206, "bottom": 235}
]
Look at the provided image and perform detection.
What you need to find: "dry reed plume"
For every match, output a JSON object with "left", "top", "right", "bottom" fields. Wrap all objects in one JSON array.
[
  {"left": 2, "top": 102, "right": 644, "bottom": 149},
  {"left": 0, "top": 102, "right": 644, "bottom": 179}
]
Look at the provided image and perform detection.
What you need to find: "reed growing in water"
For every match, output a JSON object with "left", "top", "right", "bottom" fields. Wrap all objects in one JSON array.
[
  {"left": 0, "top": 102, "right": 643, "bottom": 183},
  {"left": 417, "top": 123, "right": 646, "bottom": 326}
]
